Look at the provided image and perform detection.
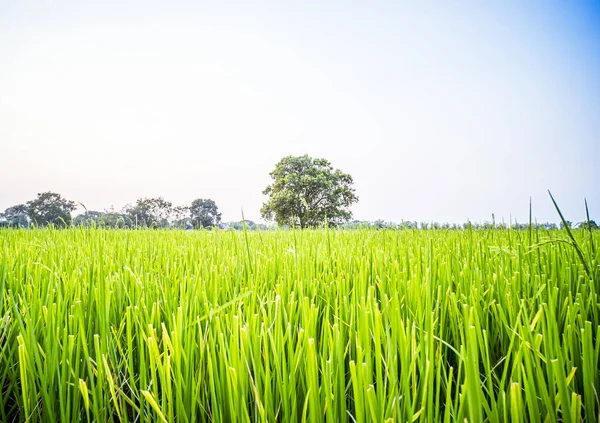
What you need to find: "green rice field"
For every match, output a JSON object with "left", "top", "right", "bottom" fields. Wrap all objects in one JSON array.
[{"left": 0, "top": 227, "right": 598, "bottom": 422}]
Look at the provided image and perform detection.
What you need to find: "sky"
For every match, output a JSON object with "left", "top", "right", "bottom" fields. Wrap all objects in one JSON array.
[{"left": 1, "top": 0, "right": 599, "bottom": 224}]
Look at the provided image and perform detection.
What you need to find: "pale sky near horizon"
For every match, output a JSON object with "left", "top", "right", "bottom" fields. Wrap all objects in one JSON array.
[{"left": 1, "top": 0, "right": 599, "bottom": 224}]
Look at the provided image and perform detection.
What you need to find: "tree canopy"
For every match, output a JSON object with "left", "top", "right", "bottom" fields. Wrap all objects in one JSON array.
[
  {"left": 2, "top": 204, "right": 29, "bottom": 227},
  {"left": 26, "top": 192, "right": 76, "bottom": 227},
  {"left": 261, "top": 155, "right": 358, "bottom": 228},
  {"left": 123, "top": 197, "right": 173, "bottom": 228},
  {"left": 72, "top": 211, "right": 105, "bottom": 227},
  {"left": 190, "top": 199, "right": 222, "bottom": 228}
]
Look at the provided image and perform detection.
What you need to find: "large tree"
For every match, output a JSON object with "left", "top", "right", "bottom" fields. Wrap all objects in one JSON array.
[
  {"left": 190, "top": 199, "right": 222, "bottom": 228},
  {"left": 26, "top": 192, "right": 77, "bottom": 227},
  {"left": 261, "top": 155, "right": 358, "bottom": 228}
]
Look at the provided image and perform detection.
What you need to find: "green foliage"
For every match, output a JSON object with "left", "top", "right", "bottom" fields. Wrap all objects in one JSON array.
[
  {"left": 98, "top": 209, "right": 132, "bottom": 228},
  {"left": 170, "top": 206, "right": 191, "bottom": 229},
  {"left": 2, "top": 204, "right": 29, "bottom": 227},
  {"left": 72, "top": 211, "right": 104, "bottom": 227},
  {"left": 4, "top": 204, "right": 27, "bottom": 217},
  {"left": 123, "top": 197, "right": 173, "bottom": 228},
  {"left": 189, "top": 198, "right": 221, "bottom": 228},
  {"left": 261, "top": 155, "right": 358, "bottom": 228},
  {"left": 226, "top": 220, "right": 254, "bottom": 230},
  {"left": 559, "top": 220, "right": 573, "bottom": 229},
  {"left": 578, "top": 220, "right": 598, "bottom": 230},
  {"left": 0, "top": 228, "right": 598, "bottom": 421},
  {"left": 25, "top": 192, "right": 76, "bottom": 227}
]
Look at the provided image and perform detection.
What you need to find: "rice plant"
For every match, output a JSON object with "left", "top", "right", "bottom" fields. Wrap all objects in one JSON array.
[{"left": 0, "top": 225, "right": 598, "bottom": 421}]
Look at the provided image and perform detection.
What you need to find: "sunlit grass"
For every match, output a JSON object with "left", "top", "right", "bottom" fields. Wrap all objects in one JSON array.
[{"left": 0, "top": 227, "right": 598, "bottom": 421}]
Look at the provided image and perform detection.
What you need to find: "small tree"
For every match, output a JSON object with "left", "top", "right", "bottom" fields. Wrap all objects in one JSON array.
[
  {"left": 3, "top": 204, "right": 30, "bottom": 227},
  {"left": 73, "top": 211, "right": 104, "bottom": 227},
  {"left": 98, "top": 207, "right": 131, "bottom": 228},
  {"left": 559, "top": 220, "right": 573, "bottom": 230},
  {"left": 578, "top": 220, "right": 598, "bottom": 230},
  {"left": 170, "top": 206, "right": 191, "bottom": 229},
  {"left": 190, "top": 199, "right": 222, "bottom": 228},
  {"left": 26, "top": 192, "right": 76, "bottom": 227},
  {"left": 124, "top": 197, "right": 173, "bottom": 228},
  {"left": 261, "top": 155, "right": 358, "bottom": 228}
]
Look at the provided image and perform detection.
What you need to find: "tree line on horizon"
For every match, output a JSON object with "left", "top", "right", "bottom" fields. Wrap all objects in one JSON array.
[
  {"left": 1, "top": 155, "right": 597, "bottom": 230},
  {"left": 0, "top": 193, "right": 230, "bottom": 229},
  {"left": 1, "top": 191, "right": 595, "bottom": 231}
]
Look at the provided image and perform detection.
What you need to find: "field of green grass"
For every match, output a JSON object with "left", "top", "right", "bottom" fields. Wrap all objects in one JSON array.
[{"left": 0, "top": 227, "right": 598, "bottom": 422}]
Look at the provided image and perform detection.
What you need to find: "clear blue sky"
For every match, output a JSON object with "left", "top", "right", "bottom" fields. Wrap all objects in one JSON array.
[{"left": 1, "top": 0, "right": 598, "bottom": 224}]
